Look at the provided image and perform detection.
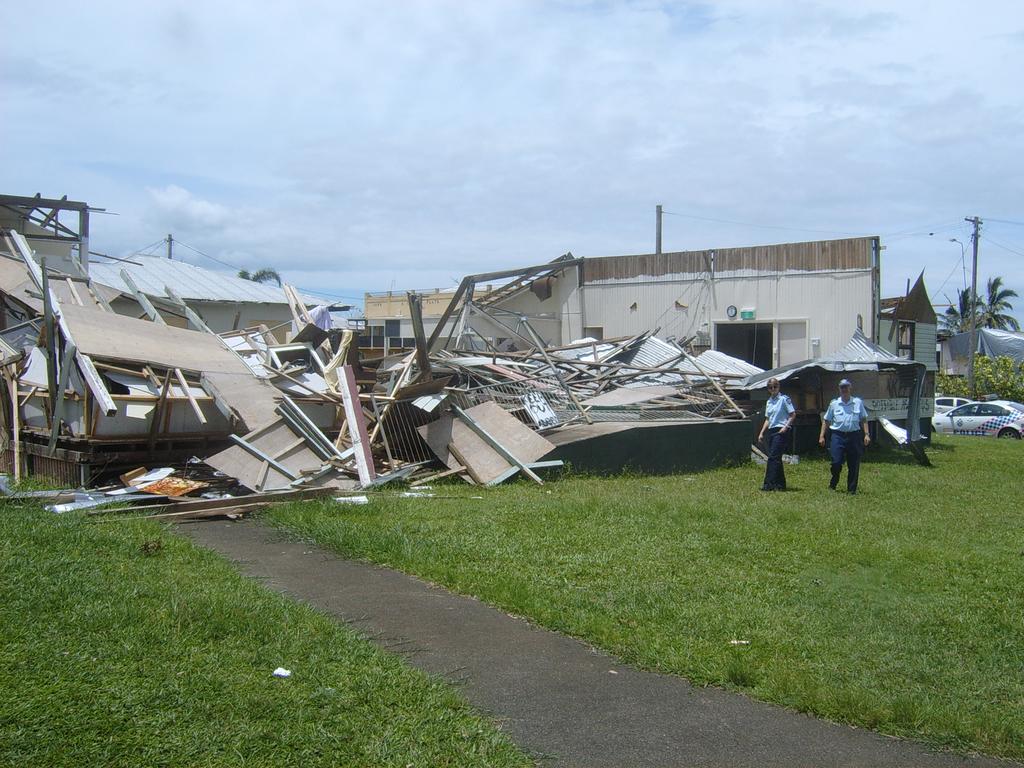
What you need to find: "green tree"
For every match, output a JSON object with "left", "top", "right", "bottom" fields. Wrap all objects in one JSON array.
[
  {"left": 940, "top": 276, "right": 1019, "bottom": 333},
  {"left": 237, "top": 268, "right": 282, "bottom": 286},
  {"left": 940, "top": 289, "right": 974, "bottom": 334},
  {"left": 978, "top": 276, "right": 1019, "bottom": 331}
]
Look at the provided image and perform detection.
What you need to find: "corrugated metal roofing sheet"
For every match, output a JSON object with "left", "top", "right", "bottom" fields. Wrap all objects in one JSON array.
[
  {"left": 742, "top": 330, "right": 921, "bottom": 388},
  {"left": 89, "top": 256, "right": 311, "bottom": 305},
  {"left": 686, "top": 350, "right": 765, "bottom": 377}
]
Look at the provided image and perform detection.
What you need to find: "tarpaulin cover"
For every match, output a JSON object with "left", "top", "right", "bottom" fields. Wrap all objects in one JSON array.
[{"left": 945, "top": 328, "right": 1024, "bottom": 373}]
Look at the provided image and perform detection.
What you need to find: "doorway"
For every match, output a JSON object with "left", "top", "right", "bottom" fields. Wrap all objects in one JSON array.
[{"left": 715, "top": 322, "right": 773, "bottom": 369}]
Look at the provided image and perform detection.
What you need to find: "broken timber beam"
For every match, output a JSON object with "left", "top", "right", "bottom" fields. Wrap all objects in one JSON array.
[
  {"left": 163, "top": 286, "right": 214, "bottom": 334},
  {"left": 406, "top": 292, "right": 433, "bottom": 383},
  {"left": 120, "top": 270, "right": 167, "bottom": 325},
  {"left": 47, "top": 341, "right": 77, "bottom": 453}
]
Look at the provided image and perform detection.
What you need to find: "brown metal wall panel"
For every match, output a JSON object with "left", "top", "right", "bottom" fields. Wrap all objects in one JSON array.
[{"left": 583, "top": 237, "right": 875, "bottom": 284}]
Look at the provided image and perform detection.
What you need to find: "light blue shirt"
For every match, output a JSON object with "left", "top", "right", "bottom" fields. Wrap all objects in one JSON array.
[
  {"left": 765, "top": 394, "right": 795, "bottom": 429},
  {"left": 824, "top": 396, "right": 868, "bottom": 432}
]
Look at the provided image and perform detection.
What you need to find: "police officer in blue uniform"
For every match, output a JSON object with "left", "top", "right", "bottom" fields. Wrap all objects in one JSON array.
[
  {"left": 757, "top": 377, "right": 795, "bottom": 491},
  {"left": 818, "top": 378, "right": 871, "bottom": 494}
]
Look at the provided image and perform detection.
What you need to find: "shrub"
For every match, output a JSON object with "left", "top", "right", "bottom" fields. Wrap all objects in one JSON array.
[{"left": 940, "top": 356, "right": 1024, "bottom": 401}]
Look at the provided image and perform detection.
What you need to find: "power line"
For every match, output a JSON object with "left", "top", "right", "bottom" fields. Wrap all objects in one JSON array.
[
  {"left": 172, "top": 239, "right": 244, "bottom": 271},
  {"left": 984, "top": 217, "right": 1024, "bottom": 227},
  {"left": 128, "top": 237, "right": 168, "bottom": 256},
  {"left": 933, "top": 253, "right": 966, "bottom": 300},
  {"left": 295, "top": 286, "right": 367, "bottom": 303},
  {"left": 983, "top": 235, "right": 1024, "bottom": 258}
]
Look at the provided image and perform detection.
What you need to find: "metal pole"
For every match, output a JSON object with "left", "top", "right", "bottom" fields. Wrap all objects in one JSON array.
[
  {"left": 965, "top": 216, "right": 981, "bottom": 395},
  {"left": 656, "top": 204, "right": 663, "bottom": 256},
  {"left": 166, "top": 233, "right": 173, "bottom": 260}
]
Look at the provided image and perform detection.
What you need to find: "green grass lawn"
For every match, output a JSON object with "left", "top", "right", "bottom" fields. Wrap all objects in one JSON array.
[
  {"left": 0, "top": 506, "right": 530, "bottom": 768},
  {"left": 267, "top": 435, "right": 1024, "bottom": 760}
]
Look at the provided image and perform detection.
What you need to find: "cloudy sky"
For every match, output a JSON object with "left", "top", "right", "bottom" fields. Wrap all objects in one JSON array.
[{"left": 2, "top": 1, "right": 1022, "bottom": 319}]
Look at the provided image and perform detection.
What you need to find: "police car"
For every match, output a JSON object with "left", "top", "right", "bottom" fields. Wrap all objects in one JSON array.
[
  {"left": 931, "top": 400, "right": 1024, "bottom": 439},
  {"left": 934, "top": 395, "right": 974, "bottom": 415}
]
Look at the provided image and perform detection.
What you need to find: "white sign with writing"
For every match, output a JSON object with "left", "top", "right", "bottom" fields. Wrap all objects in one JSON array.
[
  {"left": 863, "top": 397, "right": 935, "bottom": 419},
  {"left": 520, "top": 392, "right": 560, "bottom": 428}
]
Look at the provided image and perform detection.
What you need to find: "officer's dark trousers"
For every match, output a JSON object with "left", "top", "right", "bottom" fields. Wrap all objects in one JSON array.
[
  {"left": 762, "top": 428, "right": 787, "bottom": 490},
  {"left": 829, "top": 430, "right": 862, "bottom": 492}
]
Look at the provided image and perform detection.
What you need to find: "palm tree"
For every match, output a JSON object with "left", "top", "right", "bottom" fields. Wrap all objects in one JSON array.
[
  {"left": 979, "top": 276, "right": 1019, "bottom": 331},
  {"left": 237, "top": 268, "right": 282, "bottom": 287},
  {"left": 940, "top": 288, "right": 974, "bottom": 334},
  {"left": 940, "top": 276, "right": 1019, "bottom": 333}
]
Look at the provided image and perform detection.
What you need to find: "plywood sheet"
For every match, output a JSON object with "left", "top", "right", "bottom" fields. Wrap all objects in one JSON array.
[
  {"left": 58, "top": 303, "right": 250, "bottom": 374},
  {"left": 205, "top": 417, "right": 325, "bottom": 492},
  {"left": 202, "top": 371, "right": 281, "bottom": 434},
  {"left": 418, "top": 401, "right": 554, "bottom": 484}
]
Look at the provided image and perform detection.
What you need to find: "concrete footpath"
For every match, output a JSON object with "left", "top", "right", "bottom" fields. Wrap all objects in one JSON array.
[{"left": 179, "top": 519, "right": 1011, "bottom": 768}]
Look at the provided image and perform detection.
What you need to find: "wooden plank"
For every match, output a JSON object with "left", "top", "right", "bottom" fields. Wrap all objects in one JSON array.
[
  {"left": 89, "top": 487, "right": 337, "bottom": 520},
  {"left": 40, "top": 258, "right": 58, "bottom": 407},
  {"left": 64, "top": 278, "right": 84, "bottom": 306},
  {"left": 338, "top": 364, "right": 375, "bottom": 486},
  {"left": 408, "top": 465, "right": 465, "bottom": 486},
  {"left": 174, "top": 368, "right": 207, "bottom": 425},
  {"left": 406, "top": 292, "right": 432, "bottom": 383},
  {"left": 8, "top": 373, "right": 20, "bottom": 483},
  {"left": 163, "top": 286, "right": 214, "bottom": 334},
  {"left": 149, "top": 371, "right": 172, "bottom": 452},
  {"left": 47, "top": 342, "right": 77, "bottom": 453},
  {"left": 119, "top": 269, "right": 167, "bottom": 325}
]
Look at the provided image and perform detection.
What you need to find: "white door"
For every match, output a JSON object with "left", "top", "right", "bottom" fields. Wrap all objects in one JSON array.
[{"left": 777, "top": 321, "right": 808, "bottom": 366}]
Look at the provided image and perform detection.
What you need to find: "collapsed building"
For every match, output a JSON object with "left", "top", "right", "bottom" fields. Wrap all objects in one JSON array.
[
  {"left": 0, "top": 199, "right": 937, "bottom": 514},
  {"left": 0, "top": 228, "right": 756, "bottom": 517}
]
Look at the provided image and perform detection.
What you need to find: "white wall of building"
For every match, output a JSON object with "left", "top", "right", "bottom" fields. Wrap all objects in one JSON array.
[{"left": 549, "top": 268, "right": 873, "bottom": 365}]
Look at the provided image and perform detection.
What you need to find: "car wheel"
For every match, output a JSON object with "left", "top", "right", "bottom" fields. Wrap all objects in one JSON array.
[{"left": 997, "top": 428, "right": 1021, "bottom": 439}]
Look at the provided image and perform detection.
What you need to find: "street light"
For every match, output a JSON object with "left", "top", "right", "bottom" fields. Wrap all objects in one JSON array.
[{"left": 949, "top": 238, "right": 967, "bottom": 289}]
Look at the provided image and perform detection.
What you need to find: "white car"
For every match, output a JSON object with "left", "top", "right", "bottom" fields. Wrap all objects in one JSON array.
[
  {"left": 932, "top": 400, "right": 1024, "bottom": 439},
  {"left": 934, "top": 395, "right": 974, "bottom": 415}
]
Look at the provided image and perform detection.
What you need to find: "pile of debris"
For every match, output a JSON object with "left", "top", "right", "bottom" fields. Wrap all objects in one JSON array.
[{"left": 0, "top": 230, "right": 759, "bottom": 519}]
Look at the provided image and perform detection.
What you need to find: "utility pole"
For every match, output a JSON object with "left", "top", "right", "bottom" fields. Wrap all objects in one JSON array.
[
  {"left": 655, "top": 204, "right": 663, "bottom": 256},
  {"left": 965, "top": 216, "right": 981, "bottom": 394},
  {"left": 166, "top": 233, "right": 173, "bottom": 260}
]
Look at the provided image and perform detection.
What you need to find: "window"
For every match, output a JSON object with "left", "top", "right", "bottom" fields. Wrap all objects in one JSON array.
[
  {"left": 384, "top": 319, "right": 401, "bottom": 337},
  {"left": 950, "top": 404, "right": 979, "bottom": 417},
  {"left": 897, "top": 320, "right": 915, "bottom": 359},
  {"left": 936, "top": 398, "right": 953, "bottom": 407},
  {"left": 583, "top": 326, "right": 604, "bottom": 341},
  {"left": 977, "top": 404, "right": 1007, "bottom": 416}
]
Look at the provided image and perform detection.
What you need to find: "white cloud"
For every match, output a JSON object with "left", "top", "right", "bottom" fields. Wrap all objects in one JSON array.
[
  {"left": 0, "top": 0, "right": 1021, "bottom": 319},
  {"left": 147, "top": 185, "right": 230, "bottom": 230}
]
